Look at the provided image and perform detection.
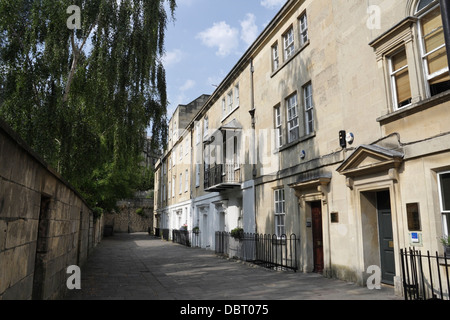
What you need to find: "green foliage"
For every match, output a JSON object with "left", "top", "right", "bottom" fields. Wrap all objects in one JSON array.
[
  {"left": 0, "top": 0, "right": 176, "bottom": 211},
  {"left": 230, "top": 227, "right": 244, "bottom": 240},
  {"left": 92, "top": 206, "right": 104, "bottom": 222},
  {"left": 440, "top": 235, "right": 450, "bottom": 247}
]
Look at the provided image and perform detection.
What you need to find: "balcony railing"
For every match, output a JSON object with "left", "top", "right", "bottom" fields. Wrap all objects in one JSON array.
[{"left": 204, "top": 163, "right": 242, "bottom": 191}]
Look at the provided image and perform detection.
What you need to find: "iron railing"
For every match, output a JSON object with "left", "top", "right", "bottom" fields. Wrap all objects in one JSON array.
[
  {"left": 154, "top": 228, "right": 201, "bottom": 248},
  {"left": 215, "top": 232, "right": 299, "bottom": 272},
  {"left": 400, "top": 248, "right": 449, "bottom": 300},
  {"left": 173, "top": 230, "right": 191, "bottom": 247},
  {"left": 204, "top": 163, "right": 241, "bottom": 190}
]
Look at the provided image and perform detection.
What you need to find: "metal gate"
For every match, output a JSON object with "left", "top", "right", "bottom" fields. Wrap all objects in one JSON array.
[{"left": 400, "top": 248, "right": 449, "bottom": 300}]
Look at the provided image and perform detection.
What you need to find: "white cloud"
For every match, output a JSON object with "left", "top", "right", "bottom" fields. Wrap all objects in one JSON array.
[
  {"left": 260, "top": 0, "right": 286, "bottom": 9},
  {"left": 162, "top": 49, "right": 184, "bottom": 67},
  {"left": 196, "top": 21, "right": 239, "bottom": 57},
  {"left": 180, "top": 79, "right": 196, "bottom": 92},
  {"left": 240, "top": 13, "right": 258, "bottom": 47}
]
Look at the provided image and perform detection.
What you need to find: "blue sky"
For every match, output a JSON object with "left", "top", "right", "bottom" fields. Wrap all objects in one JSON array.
[{"left": 162, "top": 0, "right": 287, "bottom": 117}]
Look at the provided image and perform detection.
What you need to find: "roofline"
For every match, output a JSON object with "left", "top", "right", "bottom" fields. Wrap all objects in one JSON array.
[{"left": 183, "top": 0, "right": 301, "bottom": 130}]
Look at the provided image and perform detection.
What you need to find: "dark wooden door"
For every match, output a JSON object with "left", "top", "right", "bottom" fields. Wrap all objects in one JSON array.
[
  {"left": 377, "top": 191, "right": 395, "bottom": 285},
  {"left": 311, "top": 201, "right": 324, "bottom": 273}
]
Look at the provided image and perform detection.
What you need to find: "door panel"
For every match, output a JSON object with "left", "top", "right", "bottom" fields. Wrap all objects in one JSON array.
[
  {"left": 311, "top": 202, "right": 324, "bottom": 273},
  {"left": 377, "top": 191, "right": 395, "bottom": 285}
]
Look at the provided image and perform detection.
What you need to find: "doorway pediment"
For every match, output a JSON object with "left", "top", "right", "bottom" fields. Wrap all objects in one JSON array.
[{"left": 337, "top": 145, "right": 404, "bottom": 178}]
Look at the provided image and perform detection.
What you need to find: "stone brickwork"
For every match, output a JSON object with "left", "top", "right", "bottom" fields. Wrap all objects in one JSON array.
[
  {"left": 104, "top": 197, "right": 154, "bottom": 234},
  {"left": 0, "top": 119, "right": 102, "bottom": 300}
]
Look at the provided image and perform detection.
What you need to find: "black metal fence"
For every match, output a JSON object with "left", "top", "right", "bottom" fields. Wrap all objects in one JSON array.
[
  {"left": 215, "top": 232, "right": 299, "bottom": 272},
  {"left": 400, "top": 248, "right": 449, "bottom": 300},
  {"left": 154, "top": 228, "right": 201, "bottom": 248}
]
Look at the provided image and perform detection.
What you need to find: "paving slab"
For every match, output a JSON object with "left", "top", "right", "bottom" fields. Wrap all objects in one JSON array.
[{"left": 64, "top": 233, "right": 402, "bottom": 301}]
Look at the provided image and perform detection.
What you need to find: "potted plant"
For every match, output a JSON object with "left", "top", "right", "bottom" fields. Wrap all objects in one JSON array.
[
  {"left": 192, "top": 226, "right": 200, "bottom": 234},
  {"left": 230, "top": 227, "right": 244, "bottom": 240},
  {"left": 180, "top": 224, "right": 188, "bottom": 231},
  {"left": 440, "top": 235, "right": 450, "bottom": 256}
]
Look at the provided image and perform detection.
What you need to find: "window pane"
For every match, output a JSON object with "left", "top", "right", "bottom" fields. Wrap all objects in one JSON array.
[
  {"left": 444, "top": 213, "right": 450, "bottom": 235},
  {"left": 395, "top": 69, "right": 412, "bottom": 106},
  {"left": 421, "top": 7, "right": 449, "bottom": 75},
  {"left": 391, "top": 49, "right": 412, "bottom": 108},
  {"left": 417, "top": 0, "right": 434, "bottom": 12},
  {"left": 427, "top": 46, "right": 448, "bottom": 75},
  {"left": 306, "top": 109, "right": 314, "bottom": 133},
  {"left": 392, "top": 49, "right": 407, "bottom": 71},
  {"left": 424, "top": 25, "right": 444, "bottom": 53},
  {"left": 304, "top": 84, "right": 314, "bottom": 133},
  {"left": 421, "top": 7, "right": 442, "bottom": 37},
  {"left": 284, "top": 28, "right": 294, "bottom": 59},
  {"left": 440, "top": 173, "right": 450, "bottom": 211}
]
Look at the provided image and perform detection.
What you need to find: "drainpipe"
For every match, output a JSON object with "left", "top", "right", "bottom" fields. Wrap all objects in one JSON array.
[
  {"left": 249, "top": 59, "right": 256, "bottom": 175},
  {"left": 440, "top": 0, "right": 450, "bottom": 68},
  {"left": 248, "top": 59, "right": 257, "bottom": 234}
]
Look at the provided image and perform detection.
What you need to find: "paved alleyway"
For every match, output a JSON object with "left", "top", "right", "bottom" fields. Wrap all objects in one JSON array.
[{"left": 64, "top": 233, "right": 401, "bottom": 301}]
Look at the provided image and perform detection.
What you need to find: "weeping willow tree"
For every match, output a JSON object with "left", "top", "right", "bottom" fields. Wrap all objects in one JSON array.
[{"left": 0, "top": 0, "right": 175, "bottom": 210}]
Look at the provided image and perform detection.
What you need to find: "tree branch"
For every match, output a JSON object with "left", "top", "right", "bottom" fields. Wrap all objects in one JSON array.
[{"left": 63, "top": 16, "right": 100, "bottom": 104}]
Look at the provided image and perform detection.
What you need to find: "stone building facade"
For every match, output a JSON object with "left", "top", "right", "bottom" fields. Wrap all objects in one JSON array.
[
  {"left": 155, "top": 0, "right": 450, "bottom": 297},
  {"left": 0, "top": 118, "right": 102, "bottom": 300}
]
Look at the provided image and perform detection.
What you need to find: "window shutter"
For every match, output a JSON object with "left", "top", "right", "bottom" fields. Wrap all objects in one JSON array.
[
  {"left": 421, "top": 7, "right": 450, "bottom": 83},
  {"left": 392, "top": 49, "right": 412, "bottom": 106}
]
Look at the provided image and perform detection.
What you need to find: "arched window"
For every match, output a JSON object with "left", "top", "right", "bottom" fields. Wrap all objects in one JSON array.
[
  {"left": 416, "top": 0, "right": 435, "bottom": 13},
  {"left": 416, "top": 0, "right": 450, "bottom": 96}
]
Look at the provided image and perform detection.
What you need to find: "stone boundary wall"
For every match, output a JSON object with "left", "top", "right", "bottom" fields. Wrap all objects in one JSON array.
[
  {"left": 104, "top": 198, "right": 153, "bottom": 234},
  {"left": 0, "top": 119, "right": 102, "bottom": 300}
]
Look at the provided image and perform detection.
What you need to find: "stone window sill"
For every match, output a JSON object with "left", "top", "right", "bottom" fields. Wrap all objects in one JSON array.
[{"left": 377, "top": 90, "right": 450, "bottom": 125}]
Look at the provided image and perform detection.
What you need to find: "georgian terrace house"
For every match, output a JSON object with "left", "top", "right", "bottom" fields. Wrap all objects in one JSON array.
[{"left": 154, "top": 0, "right": 450, "bottom": 297}]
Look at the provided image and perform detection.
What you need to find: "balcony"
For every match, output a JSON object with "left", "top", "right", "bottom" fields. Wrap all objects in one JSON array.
[{"left": 204, "top": 163, "right": 242, "bottom": 192}]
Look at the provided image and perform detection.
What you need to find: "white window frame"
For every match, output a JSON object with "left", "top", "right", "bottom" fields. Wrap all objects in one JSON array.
[
  {"left": 283, "top": 27, "right": 295, "bottom": 61},
  {"left": 227, "top": 90, "right": 233, "bottom": 112},
  {"left": 179, "top": 173, "right": 183, "bottom": 194},
  {"left": 233, "top": 135, "right": 240, "bottom": 169},
  {"left": 303, "top": 83, "right": 314, "bottom": 135},
  {"left": 299, "top": 13, "right": 308, "bottom": 46},
  {"left": 222, "top": 98, "right": 226, "bottom": 116},
  {"left": 168, "top": 181, "right": 171, "bottom": 199},
  {"left": 388, "top": 47, "right": 412, "bottom": 110},
  {"left": 204, "top": 116, "right": 209, "bottom": 137},
  {"left": 416, "top": 2, "right": 449, "bottom": 98},
  {"left": 172, "top": 176, "right": 175, "bottom": 198},
  {"left": 272, "top": 43, "right": 279, "bottom": 71},
  {"left": 286, "top": 93, "right": 299, "bottom": 143},
  {"left": 172, "top": 147, "right": 176, "bottom": 166},
  {"left": 438, "top": 171, "right": 450, "bottom": 237},
  {"left": 274, "top": 188, "right": 286, "bottom": 237},
  {"left": 185, "top": 169, "right": 189, "bottom": 192},
  {"left": 234, "top": 84, "right": 240, "bottom": 107},
  {"left": 195, "top": 164, "right": 200, "bottom": 187},
  {"left": 195, "top": 122, "right": 201, "bottom": 145},
  {"left": 274, "top": 105, "right": 283, "bottom": 148}
]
